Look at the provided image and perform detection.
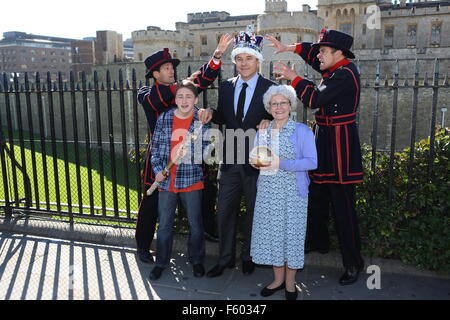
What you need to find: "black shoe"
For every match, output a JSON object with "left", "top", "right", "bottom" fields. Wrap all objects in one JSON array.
[
  {"left": 242, "top": 261, "right": 255, "bottom": 275},
  {"left": 137, "top": 248, "right": 154, "bottom": 264},
  {"left": 339, "top": 261, "right": 365, "bottom": 286},
  {"left": 260, "top": 282, "right": 285, "bottom": 297},
  {"left": 304, "top": 246, "right": 329, "bottom": 254},
  {"left": 204, "top": 232, "right": 219, "bottom": 243},
  {"left": 285, "top": 287, "right": 298, "bottom": 300},
  {"left": 149, "top": 266, "right": 164, "bottom": 280},
  {"left": 193, "top": 264, "right": 205, "bottom": 278},
  {"left": 206, "top": 263, "right": 235, "bottom": 278}
]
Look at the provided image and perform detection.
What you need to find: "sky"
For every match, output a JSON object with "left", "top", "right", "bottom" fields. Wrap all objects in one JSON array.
[{"left": 0, "top": 0, "right": 318, "bottom": 41}]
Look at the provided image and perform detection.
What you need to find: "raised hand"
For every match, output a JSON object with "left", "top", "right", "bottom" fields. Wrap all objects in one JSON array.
[
  {"left": 273, "top": 61, "right": 298, "bottom": 81},
  {"left": 266, "top": 35, "right": 296, "bottom": 55},
  {"left": 214, "top": 34, "right": 234, "bottom": 59},
  {"left": 186, "top": 70, "right": 202, "bottom": 86}
]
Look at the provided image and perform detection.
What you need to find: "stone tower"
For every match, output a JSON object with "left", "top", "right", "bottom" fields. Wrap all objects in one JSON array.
[
  {"left": 265, "top": 0, "right": 288, "bottom": 13},
  {"left": 317, "top": 0, "right": 379, "bottom": 50}
]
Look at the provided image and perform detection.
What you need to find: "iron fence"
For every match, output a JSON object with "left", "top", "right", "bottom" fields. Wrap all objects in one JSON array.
[{"left": 0, "top": 58, "right": 448, "bottom": 224}]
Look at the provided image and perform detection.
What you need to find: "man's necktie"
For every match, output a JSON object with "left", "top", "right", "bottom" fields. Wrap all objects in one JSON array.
[{"left": 236, "top": 82, "right": 248, "bottom": 126}]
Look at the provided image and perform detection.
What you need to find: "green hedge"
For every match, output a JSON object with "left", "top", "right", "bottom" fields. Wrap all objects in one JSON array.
[{"left": 357, "top": 127, "right": 449, "bottom": 273}]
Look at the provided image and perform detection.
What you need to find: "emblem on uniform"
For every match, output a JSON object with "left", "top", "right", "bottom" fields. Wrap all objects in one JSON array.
[{"left": 319, "top": 28, "right": 327, "bottom": 42}]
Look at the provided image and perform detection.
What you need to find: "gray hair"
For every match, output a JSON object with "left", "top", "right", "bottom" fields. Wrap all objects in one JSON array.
[{"left": 263, "top": 85, "right": 298, "bottom": 113}]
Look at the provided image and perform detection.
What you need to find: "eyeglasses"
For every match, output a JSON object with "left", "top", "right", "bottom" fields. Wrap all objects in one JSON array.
[{"left": 269, "top": 101, "right": 291, "bottom": 108}]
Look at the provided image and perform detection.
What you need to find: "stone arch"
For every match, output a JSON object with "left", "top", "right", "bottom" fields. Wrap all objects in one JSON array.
[
  {"left": 343, "top": 8, "right": 348, "bottom": 16},
  {"left": 350, "top": 8, "right": 355, "bottom": 16},
  {"left": 336, "top": 9, "right": 341, "bottom": 17}
]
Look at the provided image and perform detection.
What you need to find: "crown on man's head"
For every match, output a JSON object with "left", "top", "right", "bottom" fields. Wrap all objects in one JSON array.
[{"left": 231, "top": 25, "right": 264, "bottom": 63}]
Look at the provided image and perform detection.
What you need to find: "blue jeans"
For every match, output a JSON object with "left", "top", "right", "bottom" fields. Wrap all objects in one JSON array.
[{"left": 156, "top": 190, "right": 205, "bottom": 268}]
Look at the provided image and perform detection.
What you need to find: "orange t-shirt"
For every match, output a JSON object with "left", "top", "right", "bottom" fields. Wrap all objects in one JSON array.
[{"left": 167, "top": 113, "right": 204, "bottom": 193}]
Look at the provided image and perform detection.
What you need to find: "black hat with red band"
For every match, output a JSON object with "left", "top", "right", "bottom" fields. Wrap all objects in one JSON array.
[
  {"left": 312, "top": 29, "right": 355, "bottom": 59},
  {"left": 144, "top": 48, "right": 180, "bottom": 79}
]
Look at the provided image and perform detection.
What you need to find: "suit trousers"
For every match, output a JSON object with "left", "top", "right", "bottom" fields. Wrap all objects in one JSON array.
[
  {"left": 306, "top": 182, "right": 364, "bottom": 268},
  {"left": 216, "top": 164, "right": 258, "bottom": 266}
]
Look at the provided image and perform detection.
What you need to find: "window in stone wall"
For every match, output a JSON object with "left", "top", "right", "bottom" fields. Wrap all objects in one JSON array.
[
  {"left": 384, "top": 25, "right": 394, "bottom": 48},
  {"left": 201, "top": 35, "right": 207, "bottom": 46},
  {"left": 138, "top": 53, "right": 143, "bottom": 61},
  {"left": 362, "top": 24, "right": 367, "bottom": 35},
  {"left": 297, "top": 35, "right": 302, "bottom": 43},
  {"left": 407, "top": 24, "right": 417, "bottom": 47},
  {"left": 431, "top": 23, "right": 441, "bottom": 46},
  {"left": 340, "top": 23, "right": 352, "bottom": 36}
]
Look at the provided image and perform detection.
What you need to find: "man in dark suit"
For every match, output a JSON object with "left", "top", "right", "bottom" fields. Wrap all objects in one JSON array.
[{"left": 199, "top": 26, "right": 275, "bottom": 277}]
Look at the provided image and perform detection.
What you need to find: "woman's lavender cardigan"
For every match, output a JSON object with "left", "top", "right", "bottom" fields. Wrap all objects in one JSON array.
[{"left": 256, "top": 122, "right": 317, "bottom": 198}]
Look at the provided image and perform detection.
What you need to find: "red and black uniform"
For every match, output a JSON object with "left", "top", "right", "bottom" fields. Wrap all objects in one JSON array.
[
  {"left": 135, "top": 59, "right": 221, "bottom": 252},
  {"left": 291, "top": 42, "right": 364, "bottom": 269}
]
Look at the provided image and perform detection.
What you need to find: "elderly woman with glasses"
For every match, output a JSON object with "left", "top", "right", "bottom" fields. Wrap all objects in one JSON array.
[{"left": 249, "top": 85, "right": 317, "bottom": 300}]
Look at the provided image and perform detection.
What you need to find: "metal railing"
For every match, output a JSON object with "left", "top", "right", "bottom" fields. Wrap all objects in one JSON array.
[{"left": 0, "top": 58, "right": 449, "bottom": 224}]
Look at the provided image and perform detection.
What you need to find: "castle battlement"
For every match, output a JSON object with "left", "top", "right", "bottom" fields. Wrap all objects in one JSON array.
[
  {"left": 187, "top": 11, "right": 230, "bottom": 23},
  {"left": 265, "top": 0, "right": 288, "bottom": 13},
  {"left": 380, "top": 1, "right": 450, "bottom": 17}
]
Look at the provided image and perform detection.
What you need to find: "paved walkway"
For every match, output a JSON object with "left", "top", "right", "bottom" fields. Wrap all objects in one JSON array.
[{"left": 0, "top": 215, "right": 449, "bottom": 300}]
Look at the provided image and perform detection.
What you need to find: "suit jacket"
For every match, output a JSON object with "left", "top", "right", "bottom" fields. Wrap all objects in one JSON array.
[{"left": 212, "top": 74, "right": 275, "bottom": 175}]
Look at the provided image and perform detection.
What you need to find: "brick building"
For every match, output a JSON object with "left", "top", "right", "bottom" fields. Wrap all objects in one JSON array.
[{"left": 0, "top": 31, "right": 74, "bottom": 80}]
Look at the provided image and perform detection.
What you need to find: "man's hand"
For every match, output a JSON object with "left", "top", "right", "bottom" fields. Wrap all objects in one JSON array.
[
  {"left": 257, "top": 119, "right": 271, "bottom": 130},
  {"left": 198, "top": 108, "right": 213, "bottom": 124},
  {"left": 186, "top": 70, "right": 202, "bottom": 86},
  {"left": 213, "top": 34, "right": 234, "bottom": 59},
  {"left": 273, "top": 61, "right": 298, "bottom": 81},
  {"left": 266, "top": 35, "right": 296, "bottom": 55}
]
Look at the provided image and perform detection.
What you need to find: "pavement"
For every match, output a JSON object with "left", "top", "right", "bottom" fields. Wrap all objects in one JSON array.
[{"left": 0, "top": 214, "right": 449, "bottom": 301}]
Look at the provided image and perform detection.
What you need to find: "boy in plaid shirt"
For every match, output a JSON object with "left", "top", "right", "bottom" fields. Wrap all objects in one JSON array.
[{"left": 149, "top": 80, "right": 212, "bottom": 280}]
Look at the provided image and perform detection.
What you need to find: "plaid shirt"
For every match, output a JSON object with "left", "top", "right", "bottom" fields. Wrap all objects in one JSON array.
[{"left": 151, "top": 109, "right": 211, "bottom": 191}]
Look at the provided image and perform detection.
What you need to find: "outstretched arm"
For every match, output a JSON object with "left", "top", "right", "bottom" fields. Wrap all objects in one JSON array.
[
  {"left": 266, "top": 35, "right": 321, "bottom": 74},
  {"left": 187, "top": 34, "right": 234, "bottom": 92}
]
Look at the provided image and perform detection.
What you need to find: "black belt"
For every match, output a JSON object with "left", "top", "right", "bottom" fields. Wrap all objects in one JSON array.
[{"left": 315, "top": 113, "right": 357, "bottom": 126}]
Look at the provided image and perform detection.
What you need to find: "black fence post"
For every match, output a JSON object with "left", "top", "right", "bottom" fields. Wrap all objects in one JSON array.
[
  {"left": 36, "top": 72, "right": 51, "bottom": 211},
  {"left": 93, "top": 71, "right": 107, "bottom": 217},
  {"left": 119, "top": 69, "right": 131, "bottom": 219},
  {"left": 428, "top": 58, "right": 440, "bottom": 182},
  {"left": 106, "top": 70, "right": 119, "bottom": 217},
  {"left": 406, "top": 60, "right": 420, "bottom": 207},
  {"left": 388, "top": 61, "right": 399, "bottom": 204},
  {"left": 371, "top": 60, "right": 381, "bottom": 173},
  {"left": 69, "top": 71, "right": 83, "bottom": 216},
  {"left": 0, "top": 73, "right": 11, "bottom": 216},
  {"left": 13, "top": 73, "right": 30, "bottom": 208},
  {"left": 131, "top": 69, "right": 142, "bottom": 206},
  {"left": 24, "top": 72, "right": 38, "bottom": 209},
  {"left": 81, "top": 71, "right": 95, "bottom": 216},
  {"left": 47, "top": 72, "right": 61, "bottom": 213},
  {"left": 57, "top": 72, "right": 72, "bottom": 214}
]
